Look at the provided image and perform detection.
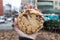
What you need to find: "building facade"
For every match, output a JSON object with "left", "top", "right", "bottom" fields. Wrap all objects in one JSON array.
[
  {"left": 21, "top": 0, "right": 36, "bottom": 8},
  {"left": 0, "top": 0, "right": 3, "bottom": 16},
  {"left": 55, "top": 0, "right": 60, "bottom": 9},
  {"left": 37, "top": 0, "right": 60, "bottom": 11},
  {"left": 22, "top": 0, "right": 60, "bottom": 10}
]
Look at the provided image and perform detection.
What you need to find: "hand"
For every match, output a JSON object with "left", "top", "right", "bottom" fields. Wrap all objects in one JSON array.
[{"left": 13, "top": 18, "right": 39, "bottom": 40}]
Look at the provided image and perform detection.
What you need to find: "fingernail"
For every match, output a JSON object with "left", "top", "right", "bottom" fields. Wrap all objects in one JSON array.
[{"left": 14, "top": 18, "right": 17, "bottom": 21}]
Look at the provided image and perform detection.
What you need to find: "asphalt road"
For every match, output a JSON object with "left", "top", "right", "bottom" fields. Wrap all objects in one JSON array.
[{"left": 0, "top": 21, "right": 13, "bottom": 30}]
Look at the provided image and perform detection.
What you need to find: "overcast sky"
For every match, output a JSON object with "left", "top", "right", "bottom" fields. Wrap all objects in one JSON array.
[
  {"left": 3, "top": 0, "right": 21, "bottom": 12},
  {"left": 3, "top": 0, "right": 21, "bottom": 7}
]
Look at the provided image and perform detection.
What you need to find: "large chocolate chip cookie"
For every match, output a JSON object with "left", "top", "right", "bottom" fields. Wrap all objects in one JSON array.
[{"left": 17, "top": 9, "right": 44, "bottom": 35}]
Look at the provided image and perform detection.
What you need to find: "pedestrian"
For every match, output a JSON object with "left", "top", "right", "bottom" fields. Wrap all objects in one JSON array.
[{"left": 14, "top": 18, "right": 39, "bottom": 40}]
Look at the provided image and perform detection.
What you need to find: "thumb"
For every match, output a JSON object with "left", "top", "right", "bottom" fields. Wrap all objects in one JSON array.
[{"left": 13, "top": 18, "right": 18, "bottom": 26}]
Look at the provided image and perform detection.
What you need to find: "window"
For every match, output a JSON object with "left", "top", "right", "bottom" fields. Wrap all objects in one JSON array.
[
  {"left": 26, "top": 0, "right": 35, "bottom": 5},
  {"left": 37, "top": 2, "right": 53, "bottom": 5},
  {"left": 26, "top": 0, "right": 30, "bottom": 4},
  {"left": 37, "top": 0, "right": 41, "bottom": 2},
  {"left": 37, "top": 2, "right": 53, "bottom": 11},
  {"left": 55, "top": 1, "right": 58, "bottom": 5}
]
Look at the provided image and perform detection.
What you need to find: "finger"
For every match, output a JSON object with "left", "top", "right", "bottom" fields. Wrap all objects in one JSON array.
[
  {"left": 13, "top": 18, "right": 21, "bottom": 31},
  {"left": 13, "top": 18, "right": 18, "bottom": 27},
  {"left": 14, "top": 18, "right": 17, "bottom": 24}
]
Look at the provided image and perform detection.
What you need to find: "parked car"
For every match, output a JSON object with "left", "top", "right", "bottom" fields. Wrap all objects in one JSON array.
[
  {"left": 7, "top": 17, "right": 13, "bottom": 22},
  {"left": 43, "top": 17, "right": 50, "bottom": 21},
  {"left": 42, "top": 14, "right": 59, "bottom": 21},
  {"left": 0, "top": 16, "right": 5, "bottom": 23}
]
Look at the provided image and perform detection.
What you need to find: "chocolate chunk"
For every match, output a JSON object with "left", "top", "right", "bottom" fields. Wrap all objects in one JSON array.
[
  {"left": 36, "top": 15, "right": 38, "bottom": 17},
  {"left": 26, "top": 10, "right": 30, "bottom": 14},
  {"left": 39, "top": 15, "right": 42, "bottom": 18},
  {"left": 36, "top": 15, "right": 39, "bottom": 20},
  {"left": 23, "top": 14, "right": 28, "bottom": 18}
]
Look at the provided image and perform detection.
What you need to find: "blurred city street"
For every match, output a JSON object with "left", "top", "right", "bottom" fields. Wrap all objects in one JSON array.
[
  {"left": 0, "top": 30, "right": 60, "bottom": 40},
  {"left": 0, "top": 0, "right": 60, "bottom": 40}
]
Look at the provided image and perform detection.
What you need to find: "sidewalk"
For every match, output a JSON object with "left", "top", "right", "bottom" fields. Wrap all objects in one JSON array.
[
  {"left": 0, "top": 30, "right": 60, "bottom": 40},
  {"left": 0, "top": 21, "right": 13, "bottom": 30},
  {"left": 0, "top": 30, "right": 19, "bottom": 40}
]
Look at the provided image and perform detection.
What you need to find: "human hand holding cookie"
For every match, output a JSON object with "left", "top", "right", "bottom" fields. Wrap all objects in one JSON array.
[
  {"left": 14, "top": 18, "right": 39, "bottom": 40},
  {"left": 17, "top": 9, "right": 44, "bottom": 34},
  {"left": 14, "top": 9, "right": 44, "bottom": 40}
]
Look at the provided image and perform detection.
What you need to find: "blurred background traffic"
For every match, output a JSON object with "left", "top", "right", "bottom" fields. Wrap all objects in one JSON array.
[{"left": 0, "top": 0, "right": 60, "bottom": 30}]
